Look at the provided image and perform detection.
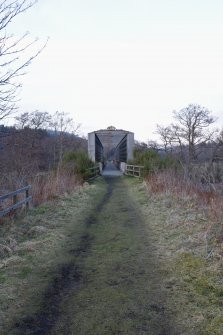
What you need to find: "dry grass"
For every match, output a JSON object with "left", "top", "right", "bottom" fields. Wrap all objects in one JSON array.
[
  {"left": 0, "top": 169, "right": 82, "bottom": 220},
  {"left": 0, "top": 180, "right": 99, "bottom": 334},
  {"left": 145, "top": 170, "right": 223, "bottom": 251},
  {"left": 31, "top": 168, "right": 82, "bottom": 206},
  {"left": 127, "top": 176, "right": 223, "bottom": 334}
]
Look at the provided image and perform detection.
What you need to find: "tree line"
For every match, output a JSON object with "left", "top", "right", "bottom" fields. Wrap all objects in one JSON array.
[
  {"left": 153, "top": 104, "right": 223, "bottom": 170},
  {"left": 133, "top": 104, "right": 223, "bottom": 188},
  {"left": 0, "top": 110, "right": 87, "bottom": 191}
]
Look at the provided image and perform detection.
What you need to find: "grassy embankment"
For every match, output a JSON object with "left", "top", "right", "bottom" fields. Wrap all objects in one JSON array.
[
  {"left": 0, "top": 176, "right": 222, "bottom": 334},
  {"left": 0, "top": 181, "right": 105, "bottom": 333},
  {"left": 139, "top": 175, "right": 223, "bottom": 335}
]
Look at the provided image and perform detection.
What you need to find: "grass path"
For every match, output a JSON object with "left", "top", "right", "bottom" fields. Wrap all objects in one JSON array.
[
  {"left": 50, "top": 176, "right": 170, "bottom": 335},
  {"left": 1, "top": 177, "right": 169, "bottom": 335},
  {"left": 0, "top": 176, "right": 222, "bottom": 334}
]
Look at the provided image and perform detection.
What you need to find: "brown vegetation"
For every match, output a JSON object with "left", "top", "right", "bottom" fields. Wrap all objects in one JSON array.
[
  {"left": 0, "top": 111, "right": 88, "bottom": 217},
  {"left": 145, "top": 169, "right": 223, "bottom": 252},
  {"left": 31, "top": 168, "right": 82, "bottom": 206}
]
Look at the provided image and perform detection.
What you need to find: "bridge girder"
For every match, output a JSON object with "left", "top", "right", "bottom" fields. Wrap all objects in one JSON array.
[{"left": 88, "top": 128, "right": 134, "bottom": 164}]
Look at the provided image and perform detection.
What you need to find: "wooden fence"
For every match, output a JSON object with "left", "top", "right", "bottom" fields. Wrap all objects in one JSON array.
[
  {"left": 84, "top": 165, "right": 101, "bottom": 180},
  {"left": 0, "top": 185, "right": 32, "bottom": 218},
  {"left": 125, "top": 165, "right": 144, "bottom": 177}
]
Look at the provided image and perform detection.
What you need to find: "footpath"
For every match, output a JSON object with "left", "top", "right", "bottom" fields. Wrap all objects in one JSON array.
[{"left": 0, "top": 174, "right": 222, "bottom": 334}]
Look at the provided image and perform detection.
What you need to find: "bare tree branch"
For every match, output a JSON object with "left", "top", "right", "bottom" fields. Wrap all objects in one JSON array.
[
  {"left": 172, "top": 104, "right": 217, "bottom": 166},
  {"left": 0, "top": 0, "right": 47, "bottom": 121}
]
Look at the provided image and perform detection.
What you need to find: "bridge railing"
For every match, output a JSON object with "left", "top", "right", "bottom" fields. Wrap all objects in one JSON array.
[
  {"left": 0, "top": 185, "right": 32, "bottom": 218},
  {"left": 125, "top": 165, "right": 144, "bottom": 178}
]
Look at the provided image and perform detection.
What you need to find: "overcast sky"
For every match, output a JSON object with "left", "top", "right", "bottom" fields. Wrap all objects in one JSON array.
[{"left": 7, "top": 0, "right": 223, "bottom": 141}]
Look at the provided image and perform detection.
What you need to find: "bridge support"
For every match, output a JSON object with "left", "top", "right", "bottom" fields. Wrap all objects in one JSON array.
[{"left": 88, "top": 127, "right": 134, "bottom": 165}]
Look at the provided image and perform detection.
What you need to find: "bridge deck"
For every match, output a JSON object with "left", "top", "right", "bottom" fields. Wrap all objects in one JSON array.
[{"left": 101, "top": 162, "right": 123, "bottom": 177}]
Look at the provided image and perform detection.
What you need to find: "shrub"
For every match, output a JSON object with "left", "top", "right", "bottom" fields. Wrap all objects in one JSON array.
[
  {"left": 130, "top": 148, "right": 176, "bottom": 176},
  {"left": 63, "top": 151, "right": 94, "bottom": 177}
]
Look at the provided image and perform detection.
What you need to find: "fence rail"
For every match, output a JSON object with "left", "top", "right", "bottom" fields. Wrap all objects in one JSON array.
[
  {"left": 0, "top": 185, "right": 32, "bottom": 218},
  {"left": 84, "top": 165, "right": 101, "bottom": 180},
  {"left": 125, "top": 165, "right": 144, "bottom": 177}
]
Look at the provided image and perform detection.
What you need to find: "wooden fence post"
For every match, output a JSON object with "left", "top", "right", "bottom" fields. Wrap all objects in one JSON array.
[
  {"left": 13, "top": 194, "right": 17, "bottom": 217},
  {"left": 0, "top": 185, "right": 32, "bottom": 218},
  {"left": 26, "top": 188, "right": 29, "bottom": 210}
]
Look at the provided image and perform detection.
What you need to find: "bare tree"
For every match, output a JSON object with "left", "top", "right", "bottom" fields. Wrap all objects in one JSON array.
[
  {"left": 15, "top": 112, "right": 30, "bottom": 128},
  {"left": 0, "top": 0, "right": 46, "bottom": 121},
  {"left": 15, "top": 110, "right": 51, "bottom": 129},
  {"left": 210, "top": 129, "right": 223, "bottom": 163},
  {"left": 29, "top": 110, "right": 51, "bottom": 130},
  {"left": 172, "top": 104, "right": 217, "bottom": 166},
  {"left": 155, "top": 124, "right": 172, "bottom": 152},
  {"left": 169, "top": 123, "right": 184, "bottom": 158},
  {"left": 147, "top": 140, "right": 160, "bottom": 152},
  {"left": 50, "top": 111, "right": 80, "bottom": 163}
]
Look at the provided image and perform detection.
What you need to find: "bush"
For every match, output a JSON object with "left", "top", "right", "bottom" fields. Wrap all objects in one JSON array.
[
  {"left": 130, "top": 148, "right": 176, "bottom": 176},
  {"left": 63, "top": 151, "right": 94, "bottom": 177}
]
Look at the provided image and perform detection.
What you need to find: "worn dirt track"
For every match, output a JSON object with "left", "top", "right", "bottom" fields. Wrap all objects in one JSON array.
[{"left": 12, "top": 176, "right": 171, "bottom": 335}]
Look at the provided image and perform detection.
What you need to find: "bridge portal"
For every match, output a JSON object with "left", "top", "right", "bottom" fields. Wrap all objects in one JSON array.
[{"left": 88, "top": 127, "right": 134, "bottom": 166}]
